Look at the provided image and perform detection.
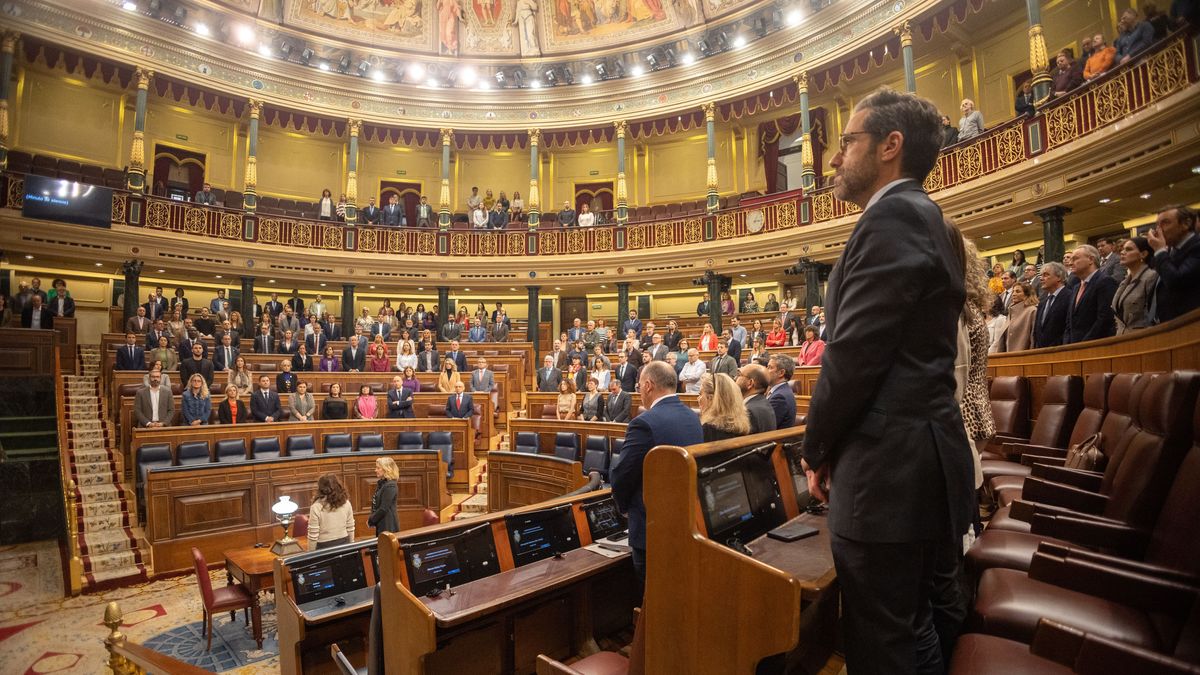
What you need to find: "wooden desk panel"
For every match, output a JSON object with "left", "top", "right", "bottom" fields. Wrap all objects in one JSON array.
[
  {"left": 485, "top": 451, "right": 588, "bottom": 511},
  {"left": 0, "top": 328, "right": 57, "bottom": 376}
]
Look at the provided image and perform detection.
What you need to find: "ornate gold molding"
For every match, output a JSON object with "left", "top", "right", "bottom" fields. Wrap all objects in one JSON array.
[
  {"left": 347, "top": 118, "right": 361, "bottom": 137},
  {"left": 245, "top": 155, "right": 257, "bottom": 189},
  {"left": 1, "top": 31, "right": 18, "bottom": 54},
  {"left": 614, "top": 120, "right": 627, "bottom": 139},
  {"left": 346, "top": 170, "right": 358, "bottom": 203},
  {"left": 894, "top": 20, "right": 912, "bottom": 49},
  {"left": 440, "top": 128, "right": 454, "bottom": 146},
  {"left": 129, "top": 130, "right": 144, "bottom": 170},
  {"left": 134, "top": 67, "right": 153, "bottom": 90},
  {"left": 706, "top": 157, "right": 718, "bottom": 191},
  {"left": 702, "top": 102, "right": 716, "bottom": 122},
  {"left": 247, "top": 98, "right": 262, "bottom": 119},
  {"left": 1028, "top": 24, "right": 1050, "bottom": 74},
  {"left": 528, "top": 128, "right": 541, "bottom": 145},
  {"left": 793, "top": 71, "right": 808, "bottom": 96}
]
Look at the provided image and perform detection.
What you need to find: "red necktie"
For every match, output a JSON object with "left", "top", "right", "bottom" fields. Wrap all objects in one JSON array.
[
  {"left": 456, "top": 394, "right": 462, "bottom": 409},
  {"left": 1075, "top": 280, "right": 1088, "bottom": 306}
]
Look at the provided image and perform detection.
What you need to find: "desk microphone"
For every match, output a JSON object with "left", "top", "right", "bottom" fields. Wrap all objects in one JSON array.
[{"left": 334, "top": 596, "right": 346, "bottom": 607}]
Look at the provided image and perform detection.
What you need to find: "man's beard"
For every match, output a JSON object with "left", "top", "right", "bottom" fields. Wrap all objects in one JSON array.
[{"left": 833, "top": 159, "right": 879, "bottom": 207}]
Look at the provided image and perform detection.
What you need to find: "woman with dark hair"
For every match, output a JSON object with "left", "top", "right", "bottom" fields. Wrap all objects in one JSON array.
[
  {"left": 317, "top": 188, "right": 335, "bottom": 221},
  {"left": 997, "top": 282, "right": 1037, "bottom": 352},
  {"left": 309, "top": 473, "right": 354, "bottom": 550},
  {"left": 368, "top": 458, "right": 399, "bottom": 535},
  {"left": 322, "top": 382, "right": 349, "bottom": 420},
  {"left": 171, "top": 287, "right": 189, "bottom": 317},
  {"left": 401, "top": 366, "right": 422, "bottom": 393},
  {"left": 353, "top": 384, "right": 378, "bottom": 419},
  {"left": 763, "top": 293, "right": 780, "bottom": 313},
  {"left": 556, "top": 379, "right": 578, "bottom": 421},
  {"left": 739, "top": 291, "right": 759, "bottom": 313},
  {"left": 319, "top": 345, "right": 340, "bottom": 372},
  {"left": 1009, "top": 249, "right": 1027, "bottom": 276},
  {"left": 798, "top": 325, "right": 826, "bottom": 366},
  {"left": 368, "top": 344, "right": 391, "bottom": 373},
  {"left": 1112, "top": 237, "right": 1159, "bottom": 334}
]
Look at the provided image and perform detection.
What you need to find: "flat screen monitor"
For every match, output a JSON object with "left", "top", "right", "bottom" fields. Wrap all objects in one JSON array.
[
  {"left": 505, "top": 504, "right": 580, "bottom": 568},
  {"left": 21, "top": 175, "right": 113, "bottom": 229},
  {"left": 696, "top": 444, "right": 786, "bottom": 548},
  {"left": 401, "top": 523, "right": 499, "bottom": 597},
  {"left": 582, "top": 497, "right": 626, "bottom": 541},
  {"left": 291, "top": 548, "right": 368, "bottom": 606}
]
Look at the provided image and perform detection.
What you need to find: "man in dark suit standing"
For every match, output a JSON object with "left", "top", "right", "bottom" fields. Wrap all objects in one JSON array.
[
  {"left": 1033, "top": 262, "right": 1071, "bottom": 348},
  {"left": 179, "top": 342, "right": 215, "bottom": 387},
  {"left": 254, "top": 324, "right": 274, "bottom": 354},
  {"left": 537, "top": 355, "right": 562, "bottom": 392},
  {"left": 264, "top": 293, "right": 284, "bottom": 319},
  {"left": 342, "top": 340, "right": 366, "bottom": 372},
  {"left": 799, "top": 89, "right": 974, "bottom": 674},
  {"left": 696, "top": 292, "right": 711, "bottom": 317},
  {"left": 615, "top": 352, "right": 639, "bottom": 393},
  {"left": 737, "top": 364, "right": 777, "bottom": 434},
  {"left": 305, "top": 326, "right": 328, "bottom": 356},
  {"left": 383, "top": 194, "right": 404, "bottom": 227},
  {"left": 417, "top": 343, "right": 440, "bottom": 372},
  {"left": 213, "top": 333, "right": 240, "bottom": 372},
  {"left": 444, "top": 381, "right": 473, "bottom": 478},
  {"left": 604, "top": 380, "right": 631, "bottom": 423},
  {"left": 765, "top": 354, "right": 796, "bottom": 429},
  {"left": 1147, "top": 204, "right": 1200, "bottom": 322},
  {"left": 416, "top": 195, "right": 434, "bottom": 228},
  {"left": 359, "top": 197, "right": 381, "bottom": 225},
  {"left": 444, "top": 340, "right": 468, "bottom": 372},
  {"left": 1064, "top": 245, "right": 1119, "bottom": 344},
  {"left": 387, "top": 375, "right": 415, "bottom": 419},
  {"left": 115, "top": 333, "right": 146, "bottom": 371},
  {"left": 250, "top": 375, "right": 282, "bottom": 422},
  {"left": 611, "top": 362, "right": 703, "bottom": 583}
]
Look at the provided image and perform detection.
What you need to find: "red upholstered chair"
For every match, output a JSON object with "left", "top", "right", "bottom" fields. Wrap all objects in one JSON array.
[
  {"left": 535, "top": 608, "right": 644, "bottom": 675},
  {"left": 983, "top": 376, "right": 1031, "bottom": 460},
  {"left": 191, "top": 547, "right": 255, "bottom": 651},
  {"left": 422, "top": 507, "right": 440, "bottom": 526},
  {"left": 981, "top": 375, "right": 1085, "bottom": 486},
  {"left": 292, "top": 513, "right": 309, "bottom": 539}
]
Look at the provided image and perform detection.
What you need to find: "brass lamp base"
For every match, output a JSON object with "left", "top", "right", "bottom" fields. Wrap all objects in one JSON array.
[{"left": 271, "top": 536, "right": 303, "bottom": 556}]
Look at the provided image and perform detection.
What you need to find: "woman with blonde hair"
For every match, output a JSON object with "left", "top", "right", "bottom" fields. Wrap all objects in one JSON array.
[
  {"left": 698, "top": 323, "right": 718, "bottom": 351},
  {"left": 698, "top": 373, "right": 750, "bottom": 442},
  {"left": 437, "top": 358, "right": 462, "bottom": 393},
  {"left": 957, "top": 98, "right": 985, "bottom": 140},
  {"left": 181, "top": 373, "right": 211, "bottom": 426},
  {"left": 395, "top": 340, "right": 418, "bottom": 371},
  {"left": 309, "top": 473, "right": 354, "bottom": 550},
  {"left": 368, "top": 458, "right": 399, "bottom": 535}
]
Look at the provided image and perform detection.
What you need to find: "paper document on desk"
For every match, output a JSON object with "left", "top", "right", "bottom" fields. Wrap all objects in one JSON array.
[{"left": 584, "top": 543, "right": 628, "bottom": 558}]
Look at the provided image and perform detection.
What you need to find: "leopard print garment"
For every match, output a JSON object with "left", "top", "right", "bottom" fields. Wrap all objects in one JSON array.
[{"left": 963, "top": 307, "right": 996, "bottom": 441}]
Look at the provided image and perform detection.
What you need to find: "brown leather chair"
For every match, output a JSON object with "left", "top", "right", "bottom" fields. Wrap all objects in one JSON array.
[
  {"left": 982, "top": 374, "right": 1097, "bottom": 487},
  {"left": 967, "top": 371, "right": 1200, "bottom": 574},
  {"left": 984, "top": 376, "right": 1030, "bottom": 460},
  {"left": 191, "top": 547, "right": 255, "bottom": 650},
  {"left": 968, "top": 410, "right": 1200, "bottom": 653},
  {"left": 535, "top": 607, "right": 644, "bottom": 675},
  {"left": 988, "top": 373, "right": 1142, "bottom": 528},
  {"left": 291, "top": 513, "right": 309, "bottom": 539}
]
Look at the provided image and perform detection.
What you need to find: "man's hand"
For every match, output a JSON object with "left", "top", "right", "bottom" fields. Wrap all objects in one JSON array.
[
  {"left": 1146, "top": 227, "right": 1167, "bottom": 253},
  {"left": 801, "top": 458, "right": 830, "bottom": 503}
]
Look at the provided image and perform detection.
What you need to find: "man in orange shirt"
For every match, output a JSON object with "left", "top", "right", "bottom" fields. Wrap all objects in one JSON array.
[{"left": 1084, "top": 34, "right": 1116, "bottom": 80}]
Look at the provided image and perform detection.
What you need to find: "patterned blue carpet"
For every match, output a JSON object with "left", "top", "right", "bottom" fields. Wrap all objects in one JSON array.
[{"left": 142, "top": 601, "right": 278, "bottom": 672}]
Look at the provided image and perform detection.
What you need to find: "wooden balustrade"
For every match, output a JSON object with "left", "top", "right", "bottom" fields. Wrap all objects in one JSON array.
[{"left": 485, "top": 451, "right": 589, "bottom": 511}]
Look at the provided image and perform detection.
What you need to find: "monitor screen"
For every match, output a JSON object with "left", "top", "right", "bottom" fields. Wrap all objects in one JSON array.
[
  {"left": 696, "top": 445, "right": 786, "bottom": 548},
  {"left": 582, "top": 497, "right": 626, "bottom": 541},
  {"left": 505, "top": 504, "right": 580, "bottom": 568},
  {"left": 292, "top": 549, "right": 367, "bottom": 605},
  {"left": 401, "top": 523, "right": 499, "bottom": 597},
  {"left": 21, "top": 175, "right": 113, "bottom": 229}
]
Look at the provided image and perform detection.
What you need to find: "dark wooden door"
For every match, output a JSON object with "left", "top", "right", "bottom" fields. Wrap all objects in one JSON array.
[{"left": 560, "top": 298, "right": 589, "bottom": 335}]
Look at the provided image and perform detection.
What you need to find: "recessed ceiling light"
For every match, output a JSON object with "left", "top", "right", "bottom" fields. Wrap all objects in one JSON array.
[
  {"left": 786, "top": 9, "right": 802, "bottom": 26},
  {"left": 646, "top": 282, "right": 654, "bottom": 286},
  {"left": 464, "top": 288, "right": 470, "bottom": 291},
  {"left": 122, "top": 0, "right": 137, "bottom": 10},
  {"left": 458, "top": 66, "right": 477, "bottom": 86},
  {"left": 630, "top": 64, "right": 645, "bottom": 77},
  {"left": 1098, "top": 198, "right": 1112, "bottom": 204},
  {"left": 370, "top": 285, "right": 376, "bottom": 289},
  {"left": 268, "top": 279, "right": 276, "bottom": 283},
  {"left": 681, "top": 52, "right": 696, "bottom": 66},
  {"left": 732, "top": 35, "right": 747, "bottom": 48},
  {"left": 215, "top": 274, "right": 223, "bottom": 279},
  {"left": 1022, "top": 220, "right": 1033, "bottom": 225},
  {"left": 408, "top": 63, "right": 426, "bottom": 80},
  {"left": 530, "top": 79, "right": 542, "bottom": 88},
  {"left": 509, "top": 287, "right": 516, "bottom": 291},
  {"left": 95, "top": 262, "right": 104, "bottom": 267},
  {"left": 371, "top": 70, "right": 387, "bottom": 83},
  {"left": 554, "top": 287, "right": 562, "bottom": 291},
  {"left": 426, "top": 76, "right": 440, "bottom": 87},
  {"left": 194, "top": 22, "right": 210, "bottom": 36},
  {"left": 1191, "top": 165, "right": 1200, "bottom": 175},
  {"left": 234, "top": 24, "right": 255, "bottom": 45},
  {"left": 982, "top": 235, "right": 992, "bottom": 239},
  {"left": 319, "top": 62, "right": 331, "bottom": 72},
  {"left": 24, "top": 254, "right": 34, "bottom": 259},
  {"left": 320, "top": 283, "right": 327, "bottom": 287},
  {"left": 1140, "top": 192, "right": 1152, "bottom": 199},
  {"left": 418, "top": 287, "right": 424, "bottom": 291},
  {"left": 257, "top": 43, "right": 273, "bottom": 57},
  {"left": 600, "top": 285, "right": 606, "bottom": 288},
  {"left": 157, "top": 269, "right": 165, "bottom": 273},
  {"left": 580, "top": 74, "right": 594, "bottom": 85},
  {"left": 478, "top": 81, "right": 491, "bottom": 90}
]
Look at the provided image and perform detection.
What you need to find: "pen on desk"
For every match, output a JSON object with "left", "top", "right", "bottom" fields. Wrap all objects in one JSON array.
[{"left": 596, "top": 543, "right": 628, "bottom": 554}]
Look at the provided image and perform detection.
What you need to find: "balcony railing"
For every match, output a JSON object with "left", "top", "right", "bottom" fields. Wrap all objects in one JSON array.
[{"left": 2, "top": 33, "right": 1194, "bottom": 257}]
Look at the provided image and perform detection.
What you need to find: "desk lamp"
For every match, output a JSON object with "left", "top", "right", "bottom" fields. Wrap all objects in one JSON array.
[{"left": 270, "top": 495, "right": 303, "bottom": 555}]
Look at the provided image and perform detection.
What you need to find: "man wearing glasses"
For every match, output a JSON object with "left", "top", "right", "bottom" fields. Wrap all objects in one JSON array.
[{"left": 800, "top": 89, "right": 974, "bottom": 674}]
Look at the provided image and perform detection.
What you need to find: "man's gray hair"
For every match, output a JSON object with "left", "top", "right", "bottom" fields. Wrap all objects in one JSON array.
[
  {"left": 769, "top": 354, "right": 796, "bottom": 381},
  {"left": 641, "top": 361, "right": 678, "bottom": 392},
  {"left": 854, "top": 88, "right": 943, "bottom": 182},
  {"left": 1041, "top": 261, "right": 1067, "bottom": 281},
  {"left": 1073, "top": 245, "right": 1101, "bottom": 266}
]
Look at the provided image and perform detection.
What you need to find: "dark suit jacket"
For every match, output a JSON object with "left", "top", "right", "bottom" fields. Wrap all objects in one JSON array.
[
  {"left": 662, "top": 330, "right": 682, "bottom": 351},
  {"left": 537, "top": 367, "right": 562, "bottom": 392},
  {"left": 213, "top": 345, "right": 240, "bottom": 372},
  {"left": 115, "top": 345, "right": 146, "bottom": 371},
  {"left": 615, "top": 363, "right": 639, "bottom": 392},
  {"left": 611, "top": 396, "right": 703, "bottom": 550},
  {"left": 145, "top": 329, "right": 169, "bottom": 350},
  {"left": 254, "top": 333, "right": 274, "bottom": 354},
  {"left": 1150, "top": 234, "right": 1200, "bottom": 322},
  {"left": 177, "top": 338, "right": 208, "bottom": 362},
  {"left": 623, "top": 319, "right": 643, "bottom": 338},
  {"left": 745, "top": 394, "right": 778, "bottom": 434},
  {"left": 142, "top": 299, "right": 167, "bottom": 321},
  {"left": 1064, "top": 271, "right": 1119, "bottom": 344},
  {"left": 767, "top": 382, "right": 796, "bottom": 429},
  {"left": 800, "top": 180, "right": 975, "bottom": 544},
  {"left": 250, "top": 389, "right": 283, "bottom": 422},
  {"left": 605, "top": 391, "right": 632, "bottom": 423},
  {"left": 387, "top": 387, "right": 415, "bottom": 418},
  {"left": 217, "top": 399, "right": 249, "bottom": 424},
  {"left": 369, "top": 479, "right": 399, "bottom": 534},
  {"left": 370, "top": 323, "right": 391, "bottom": 341},
  {"left": 305, "top": 333, "right": 328, "bottom": 356},
  {"left": 48, "top": 295, "right": 75, "bottom": 318},
  {"left": 382, "top": 204, "right": 404, "bottom": 226},
  {"left": 264, "top": 300, "right": 283, "bottom": 317},
  {"left": 445, "top": 393, "right": 474, "bottom": 419},
  {"left": 444, "top": 350, "right": 468, "bottom": 373},
  {"left": 417, "top": 350, "right": 440, "bottom": 373},
  {"left": 341, "top": 345, "right": 366, "bottom": 371},
  {"left": 291, "top": 352, "right": 314, "bottom": 371},
  {"left": 1032, "top": 288, "right": 1070, "bottom": 348},
  {"left": 696, "top": 301, "right": 710, "bottom": 317},
  {"left": 179, "top": 357, "right": 215, "bottom": 386},
  {"left": 277, "top": 339, "right": 300, "bottom": 355},
  {"left": 20, "top": 306, "right": 53, "bottom": 329},
  {"left": 360, "top": 205, "right": 382, "bottom": 224}
]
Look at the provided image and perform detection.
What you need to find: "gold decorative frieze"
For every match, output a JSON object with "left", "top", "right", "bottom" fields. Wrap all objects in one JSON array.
[
  {"left": 184, "top": 207, "right": 206, "bottom": 234},
  {"left": 322, "top": 225, "right": 341, "bottom": 249},
  {"left": 506, "top": 232, "right": 524, "bottom": 256},
  {"left": 775, "top": 201, "right": 797, "bottom": 229},
  {"left": 627, "top": 224, "right": 647, "bottom": 249},
  {"left": 996, "top": 126, "right": 1024, "bottom": 167},
  {"left": 292, "top": 222, "right": 312, "bottom": 247},
  {"left": 220, "top": 213, "right": 241, "bottom": 239},
  {"left": 451, "top": 233, "right": 469, "bottom": 255},
  {"left": 812, "top": 193, "right": 833, "bottom": 222},
  {"left": 716, "top": 214, "right": 736, "bottom": 239},
  {"left": 359, "top": 228, "right": 378, "bottom": 252},
  {"left": 594, "top": 227, "right": 613, "bottom": 251},
  {"left": 146, "top": 199, "right": 170, "bottom": 229},
  {"left": 111, "top": 192, "right": 126, "bottom": 223},
  {"left": 417, "top": 231, "right": 435, "bottom": 255},
  {"left": 1046, "top": 105, "right": 1077, "bottom": 148},
  {"left": 540, "top": 230, "right": 559, "bottom": 255},
  {"left": 1148, "top": 43, "right": 1187, "bottom": 98},
  {"left": 387, "top": 229, "right": 407, "bottom": 253},
  {"left": 923, "top": 161, "right": 944, "bottom": 192},
  {"left": 683, "top": 219, "right": 703, "bottom": 243},
  {"left": 567, "top": 229, "right": 586, "bottom": 253},
  {"left": 957, "top": 143, "right": 982, "bottom": 181},
  {"left": 258, "top": 219, "right": 280, "bottom": 243},
  {"left": 1094, "top": 80, "right": 1130, "bottom": 125}
]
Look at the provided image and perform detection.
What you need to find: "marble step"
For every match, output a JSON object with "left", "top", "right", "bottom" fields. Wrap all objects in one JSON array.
[{"left": 459, "top": 494, "right": 489, "bottom": 514}]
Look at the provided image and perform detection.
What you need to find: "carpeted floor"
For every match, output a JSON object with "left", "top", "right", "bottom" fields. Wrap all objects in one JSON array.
[{"left": 0, "top": 540, "right": 281, "bottom": 674}]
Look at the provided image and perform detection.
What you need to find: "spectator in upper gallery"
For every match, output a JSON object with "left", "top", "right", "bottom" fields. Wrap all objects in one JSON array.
[
  {"left": 251, "top": 375, "right": 283, "bottom": 423},
  {"left": 939, "top": 114, "right": 958, "bottom": 148},
  {"left": 264, "top": 292, "right": 284, "bottom": 318},
  {"left": 553, "top": 200, "right": 576, "bottom": 227},
  {"left": 995, "top": 282, "right": 1037, "bottom": 352},
  {"left": 740, "top": 291, "right": 760, "bottom": 313},
  {"left": 1147, "top": 204, "right": 1200, "bottom": 322},
  {"left": 180, "top": 341, "right": 215, "bottom": 387},
  {"left": 194, "top": 182, "right": 217, "bottom": 206},
  {"left": 134, "top": 370, "right": 174, "bottom": 428},
  {"left": 577, "top": 202, "right": 596, "bottom": 227},
  {"left": 1064, "top": 245, "right": 1119, "bottom": 344},
  {"left": 698, "top": 373, "right": 750, "bottom": 443},
  {"left": 956, "top": 98, "right": 985, "bottom": 141},
  {"left": 381, "top": 194, "right": 404, "bottom": 227},
  {"left": 720, "top": 292, "right": 736, "bottom": 316},
  {"left": 696, "top": 292, "right": 712, "bottom": 317},
  {"left": 1014, "top": 81, "right": 1036, "bottom": 117},
  {"left": 798, "top": 325, "right": 826, "bottom": 366},
  {"left": 496, "top": 190, "right": 510, "bottom": 215},
  {"left": 181, "top": 374, "right": 212, "bottom": 426},
  {"left": 415, "top": 195, "right": 434, "bottom": 227},
  {"left": 466, "top": 186, "right": 483, "bottom": 212},
  {"left": 360, "top": 197, "right": 381, "bottom": 225},
  {"left": 317, "top": 189, "right": 336, "bottom": 221},
  {"left": 763, "top": 293, "right": 780, "bottom": 313},
  {"left": 488, "top": 201, "right": 509, "bottom": 230},
  {"left": 213, "top": 333, "right": 239, "bottom": 372},
  {"left": 471, "top": 205, "right": 489, "bottom": 229},
  {"left": 1146, "top": 2, "right": 1177, "bottom": 37},
  {"left": 1096, "top": 236, "right": 1126, "bottom": 280},
  {"left": 335, "top": 193, "right": 348, "bottom": 220},
  {"left": 1052, "top": 52, "right": 1084, "bottom": 96},
  {"left": 1115, "top": 8, "right": 1156, "bottom": 64},
  {"left": 1084, "top": 34, "right": 1117, "bottom": 80},
  {"left": 482, "top": 188, "right": 496, "bottom": 210},
  {"left": 46, "top": 279, "right": 75, "bottom": 318},
  {"left": 510, "top": 191, "right": 524, "bottom": 221},
  {"left": 1112, "top": 237, "right": 1160, "bottom": 335},
  {"left": 126, "top": 305, "right": 150, "bottom": 335},
  {"left": 20, "top": 294, "right": 52, "bottom": 330},
  {"left": 115, "top": 332, "right": 146, "bottom": 371}
]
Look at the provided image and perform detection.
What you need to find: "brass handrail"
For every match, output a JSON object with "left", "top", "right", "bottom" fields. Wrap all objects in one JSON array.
[{"left": 54, "top": 346, "right": 83, "bottom": 596}]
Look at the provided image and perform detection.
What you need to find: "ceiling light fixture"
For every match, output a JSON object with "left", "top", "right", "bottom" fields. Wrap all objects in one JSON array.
[
  {"left": 372, "top": 69, "right": 387, "bottom": 83},
  {"left": 786, "top": 8, "right": 802, "bottom": 26},
  {"left": 122, "top": 0, "right": 137, "bottom": 10},
  {"left": 408, "top": 62, "right": 426, "bottom": 80},
  {"left": 157, "top": 269, "right": 165, "bottom": 273},
  {"left": 215, "top": 274, "right": 223, "bottom": 279},
  {"left": 95, "top": 262, "right": 104, "bottom": 267},
  {"left": 982, "top": 235, "right": 992, "bottom": 239},
  {"left": 426, "top": 76, "right": 440, "bottom": 87},
  {"left": 459, "top": 66, "right": 478, "bottom": 86},
  {"left": 1022, "top": 220, "right": 1033, "bottom": 225},
  {"left": 318, "top": 62, "right": 331, "bottom": 72},
  {"left": 580, "top": 73, "right": 594, "bottom": 85},
  {"left": 258, "top": 43, "right": 273, "bottom": 57},
  {"left": 630, "top": 64, "right": 645, "bottom": 77},
  {"left": 1098, "top": 197, "right": 1112, "bottom": 204},
  {"left": 680, "top": 51, "right": 696, "bottom": 65},
  {"left": 530, "top": 79, "right": 542, "bottom": 88},
  {"left": 23, "top": 254, "right": 33, "bottom": 259},
  {"left": 234, "top": 24, "right": 255, "bottom": 45},
  {"left": 478, "top": 80, "right": 491, "bottom": 90},
  {"left": 195, "top": 22, "right": 210, "bottom": 36},
  {"left": 1140, "top": 192, "right": 1152, "bottom": 199},
  {"left": 732, "top": 34, "right": 747, "bottom": 49},
  {"left": 1192, "top": 165, "right": 1200, "bottom": 175}
]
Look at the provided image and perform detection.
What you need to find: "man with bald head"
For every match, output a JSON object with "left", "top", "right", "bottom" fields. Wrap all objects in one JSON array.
[
  {"left": 737, "top": 363, "right": 777, "bottom": 434},
  {"left": 1064, "top": 245, "right": 1118, "bottom": 344}
]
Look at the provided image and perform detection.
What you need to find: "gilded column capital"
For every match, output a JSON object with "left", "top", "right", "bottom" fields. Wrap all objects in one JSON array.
[
  {"left": 1, "top": 32, "right": 18, "bottom": 54},
  {"left": 613, "top": 120, "right": 627, "bottom": 138},
  {"left": 440, "top": 128, "right": 454, "bottom": 146},
  {"left": 702, "top": 102, "right": 716, "bottom": 122},
  {"left": 793, "top": 71, "right": 808, "bottom": 95},
  {"left": 1028, "top": 23, "right": 1050, "bottom": 73},
  {"left": 134, "top": 67, "right": 154, "bottom": 90},
  {"left": 528, "top": 128, "right": 541, "bottom": 145},
  {"left": 894, "top": 20, "right": 912, "bottom": 48},
  {"left": 247, "top": 98, "right": 262, "bottom": 118},
  {"left": 347, "top": 118, "right": 362, "bottom": 137}
]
